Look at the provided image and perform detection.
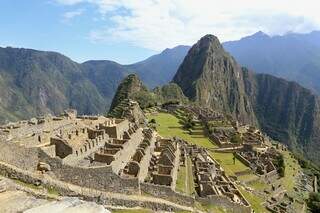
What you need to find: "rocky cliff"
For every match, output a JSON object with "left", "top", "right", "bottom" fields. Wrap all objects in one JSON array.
[{"left": 173, "top": 35, "right": 257, "bottom": 125}]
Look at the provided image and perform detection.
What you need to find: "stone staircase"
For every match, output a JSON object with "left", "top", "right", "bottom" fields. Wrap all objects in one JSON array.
[{"left": 0, "top": 178, "right": 7, "bottom": 193}]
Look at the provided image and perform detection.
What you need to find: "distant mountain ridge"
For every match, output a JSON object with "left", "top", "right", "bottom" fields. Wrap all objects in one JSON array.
[
  {"left": 0, "top": 45, "right": 190, "bottom": 123},
  {"left": 223, "top": 30, "right": 320, "bottom": 94}
]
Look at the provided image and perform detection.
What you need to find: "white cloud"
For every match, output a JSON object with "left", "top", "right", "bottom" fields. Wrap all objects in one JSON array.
[
  {"left": 63, "top": 9, "right": 84, "bottom": 21},
  {"left": 56, "top": 0, "right": 320, "bottom": 50}
]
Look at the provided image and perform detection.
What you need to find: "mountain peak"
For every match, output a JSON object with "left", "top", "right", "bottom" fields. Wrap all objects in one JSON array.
[{"left": 197, "top": 34, "right": 223, "bottom": 52}]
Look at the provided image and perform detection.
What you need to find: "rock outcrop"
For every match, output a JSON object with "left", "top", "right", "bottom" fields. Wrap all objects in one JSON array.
[{"left": 173, "top": 35, "right": 257, "bottom": 125}]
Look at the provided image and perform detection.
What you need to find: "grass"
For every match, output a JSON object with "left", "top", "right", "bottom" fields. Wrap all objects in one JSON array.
[
  {"left": 247, "top": 180, "right": 269, "bottom": 191},
  {"left": 196, "top": 202, "right": 234, "bottom": 213},
  {"left": 147, "top": 111, "right": 274, "bottom": 212},
  {"left": 147, "top": 112, "right": 217, "bottom": 149},
  {"left": 176, "top": 165, "right": 187, "bottom": 193},
  {"left": 237, "top": 173, "right": 259, "bottom": 182},
  {"left": 13, "top": 179, "right": 41, "bottom": 190},
  {"left": 186, "top": 157, "right": 195, "bottom": 195},
  {"left": 280, "top": 150, "right": 301, "bottom": 193},
  {"left": 239, "top": 188, "right": 268, "bottom": 213},
  {"left": 176, "top": 157, "right": 195, "bottom": 195},
  {"left": 209, "top": 152, "right": 249, "bottom": 176}
]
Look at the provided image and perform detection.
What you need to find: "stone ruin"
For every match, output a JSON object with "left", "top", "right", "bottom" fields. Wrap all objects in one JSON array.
[
  {"left": 235, "top": 147, "right": 279, "bottom": 179},
  {"left": 146, "top": 138, "right": 179, "bottom": 187},
  {"left": 0, "top": 109, "right": 253, "bottom": 212},
  {"left": 184, "top": 144, "right": 249, "bottom": 207}
]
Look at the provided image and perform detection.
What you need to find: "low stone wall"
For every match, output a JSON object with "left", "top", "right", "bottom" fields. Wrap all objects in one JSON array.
[
  {"left": 234, "top": 152, "right": 251, "bottom": 167},
  {"left": 0, "top": 161, "right": 192, "bottom": 212},
  {"left": 39, "top": 150, "right": 139, "bottom": 194},
  {"left": 197, "top": 196, "right": 251, "bottom": 213},
  {"left": 0, "top": 162, "right": 42, "bottom": 185},
  {"left": 234, "top": 169, "right": 253, "bottom": 177},
  {"left": 0, "top": 142, "right": 39, "bottom": 171},
  {"left": 140, "top": 182, "right": 194, "bottom": 206}
]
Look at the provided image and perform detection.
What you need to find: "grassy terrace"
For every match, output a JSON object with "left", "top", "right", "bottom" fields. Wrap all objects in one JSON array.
[
  {"left": 208, "top": 152, "right": 249, "bottom": 177},
  {"left": 148, "top": 112, "right": 217, "bottom": 149},
  {"left": 176, "top": 156, "right": 195, "bottom": 195},
  {"left": 147, "top": 111, "right": 267, "bottom": 212}
]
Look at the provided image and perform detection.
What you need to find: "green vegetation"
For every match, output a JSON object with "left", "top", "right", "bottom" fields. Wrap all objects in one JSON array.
[
  {"left": 307, "top": 192, "right": 320, "bottom": 212},
  {"left": 176, "top": 165, "right": 187, "bottom": 193},
  {"left": 230, "top": 133, "right": 242, "bottom": 144},
  {"left": 182, "top": 113, "right": 196, "bottom": 130},
  {"left": 272, "top": 153, "right": 285, "bottom": 177},
  {"left": 280, "top": 150, "right": 301, "bottom": 192},
  {"left": 176, "top": 156, "right": 196, "bottom": 195},
  {"left": 147, "top": 112, "right": 216, "bottom": 149},
  {"left": 13, "top": 179, "right": 41, "bottom": 190},
  {"left": 153, "top": 83, "right": 189, "bottom": 105},
  {"left": 186, "top": 157, "right": 195, "bottom": 195},
  {"left": 247, "top": 180, "right": 269, "bottom": 191},
  {"left": 209, "top": 152, "right": 249, "bottom": 176},
  {"left": 239, "top": 188, "right": 267, "bottom": 212}
]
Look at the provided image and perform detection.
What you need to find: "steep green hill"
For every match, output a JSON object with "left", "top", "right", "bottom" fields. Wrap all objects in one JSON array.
[
  {"left": 173, "top": 34, "right": 320, "bottom": 165},
  {"left": 109, "top": 74, "right": 188, "bottom": 118},
  {"left": 0, "top": 47, "right": 107, "bottom": 122}
]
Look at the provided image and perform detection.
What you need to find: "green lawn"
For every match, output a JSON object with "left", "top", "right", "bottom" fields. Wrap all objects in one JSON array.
[
  {"left": 176, "top": 165, "right": 187, "bottom": 193},
  {"left": 176, "top": 157, "right": 195, "bottom": 195},
  {"left": 237, "top": 174, "right": 259, "bottom": 183},
  {"left": 147, "top": 112, "right": 217, "bottom": 149},
  {"left": 247, "top": 180, "right": 269, "bottom": 191},
  {"left": 186, "top": 157, "right": 195, "bottom": 195},
  {"left": 209, "top": 152, "right": 249, "bottom": 176},
  {"left": 239, "top": 188, "right": 268, "bottom": 213},
  {"left": 280, "top": 150, "right": 301, "bottom": 193}
]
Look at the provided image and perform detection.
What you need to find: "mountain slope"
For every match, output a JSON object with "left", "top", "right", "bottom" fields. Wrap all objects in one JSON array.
[
  {"left": 125, "top": 45, "right": 190, "bottom": 88},
  {"left": 223, "top": 31, "right": 320, "bottom": 94},
  {"left": 243, "top": 69, "right": 320, "bottom": 161},
  {"left": 0, "top": 47, "right": 108, "bottom": 121},
  {"left": 81, "top": 60, "right": 128, "bottom": 108},
  {"left": 109, "top": 74, "right": 188, "bottom": 117},
  {"left": 173, "top": 35, "right": 257, "bottom": 125},
  {"left": 173, "top": 34, "right": 320, "bottom": 165}
]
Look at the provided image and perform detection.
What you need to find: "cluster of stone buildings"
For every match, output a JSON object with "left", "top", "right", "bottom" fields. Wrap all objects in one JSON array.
[
  {"left": 0, "top": 108, "right": 253, "bottom": 212},
  {"left": 183, "top": 144, "right": 250, "bottom": 207},
  {"left": 235, "top": 147, "right": 279, "bottom": 178}
]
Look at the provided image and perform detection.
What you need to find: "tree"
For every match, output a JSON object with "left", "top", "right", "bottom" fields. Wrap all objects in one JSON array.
[
  {"left": 149, "top": 118, "right": 156, "bottom": 124},
  {"left": 308, "top": 192, "right": 320, "bottom": 212},
  {"left": 230, "top": 134, "right": 242, "bottom": 144}
]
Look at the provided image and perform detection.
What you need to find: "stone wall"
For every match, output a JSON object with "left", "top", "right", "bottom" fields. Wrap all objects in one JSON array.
[
  {"left": 234, "top": 152, "right": 251, "bottom": 167},
  {"left": 140, "top": 182, "right": 194, "bottom": 206},
  {"left": 111, "top": 129, "right": 143, "bottom": 174},
  {"left": 0, "top": 161, "right": 192, "bottom": 212},
  {"left": 0, "top": 142, "right": 39, "bottom": 171},
  {"left": 197, "top": 196, "right": 251, "bottom": 213},
  {"left": 39, "top": 150, "right": 139, "bottom": 194}
]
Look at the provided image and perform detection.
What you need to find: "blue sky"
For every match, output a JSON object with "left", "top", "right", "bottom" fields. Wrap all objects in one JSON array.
[
  {"left": 1, "top": 0, "right": 319, "bottom": 64},
  {"left": 0, "top": 0, "right": 156, "bottom": 64}
]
